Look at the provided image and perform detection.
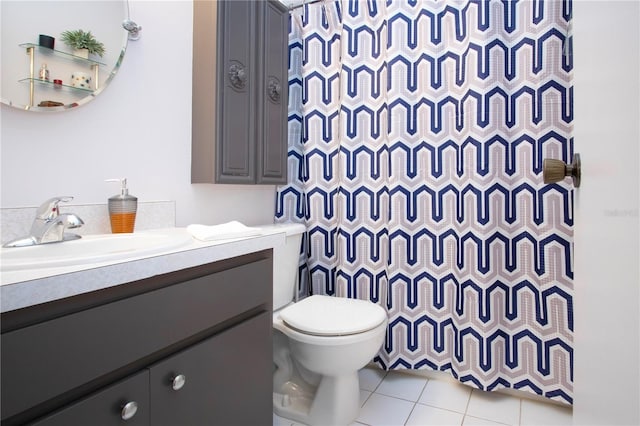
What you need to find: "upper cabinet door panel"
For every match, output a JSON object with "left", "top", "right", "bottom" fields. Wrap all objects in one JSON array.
[
  {"left": 258, "top": 0, "right": 288, "bottom": 184},
  {"left": 217, "top": 0, "right": 257, "bottom": 183}
]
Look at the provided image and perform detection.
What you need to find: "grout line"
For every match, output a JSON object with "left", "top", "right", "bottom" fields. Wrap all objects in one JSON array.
[
  {"left": 463, "top": 388, "right": 473, "bottom": 415},
  {"left": 415, "top": 376, "right": 430, "bottom": 404},
  {"left": 368, "top": 370, "right": 388, "bottom": 394},
  {"left": 403, "top": 402, "right": 418, "bottom": 426},
  {"left": 374, "top": 392, "right": 427, "bottom": 405},
  {"left": 360, "top": 389, "right": 374, "bottom": 408},
  {"left": 417, "top": 402, "right": 471, "bottom": 416},
  {"left": 518, "top": 397, "right": 523, "bottom": 426}
]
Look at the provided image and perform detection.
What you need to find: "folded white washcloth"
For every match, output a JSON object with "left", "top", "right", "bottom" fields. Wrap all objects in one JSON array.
[{"left": 187, "top": 221, "right": 262, "bottom": 241}]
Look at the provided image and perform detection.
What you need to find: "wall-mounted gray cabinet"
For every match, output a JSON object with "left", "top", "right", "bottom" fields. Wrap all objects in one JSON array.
[{"left": 192, "top": 0, "right": 288, "bottom": 185}]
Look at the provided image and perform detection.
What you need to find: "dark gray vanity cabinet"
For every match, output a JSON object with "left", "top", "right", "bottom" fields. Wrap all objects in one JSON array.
[
  {"left": 192, "top": 0, "right": 288, "bottom": 185},
  {"left": 1, "top": 251, "right": 273, "bottom": 426}
]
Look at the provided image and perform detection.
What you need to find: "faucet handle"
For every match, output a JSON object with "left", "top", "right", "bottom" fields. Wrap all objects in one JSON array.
[{"left": 35, "top": 196, "right": 74, "bottom": 220}]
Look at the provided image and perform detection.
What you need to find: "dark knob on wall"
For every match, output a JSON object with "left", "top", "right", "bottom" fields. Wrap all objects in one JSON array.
[{"left": 543, "top": 153, "right": 581, "bottom": 187}]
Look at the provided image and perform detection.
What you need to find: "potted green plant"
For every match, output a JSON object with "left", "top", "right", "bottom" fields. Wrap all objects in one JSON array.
[{"left": 60, "top": 29, "right": 105, "bottom": 58}]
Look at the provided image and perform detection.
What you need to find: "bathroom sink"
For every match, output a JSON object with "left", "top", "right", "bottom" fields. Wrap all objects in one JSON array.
[{"left": 0, "top": 229, "right": 194, "bottom": 271}]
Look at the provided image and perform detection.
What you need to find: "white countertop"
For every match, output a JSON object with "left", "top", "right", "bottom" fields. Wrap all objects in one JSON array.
[{"left": 0, "top": 227, "right": 286, "bottom": 313}]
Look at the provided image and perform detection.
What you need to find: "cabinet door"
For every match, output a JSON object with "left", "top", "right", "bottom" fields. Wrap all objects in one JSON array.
[
  {"left": 149, "top": 312, "right": 272, "bottom": 426},
  {"left": 216, "top": 0, "right": 257, "bottom": 183},
  {"left": 30, "top": 371, "right": 149, "bottom": 426},
  {"left": 257, "top": 0, "right": 289, "bottom": 184}
]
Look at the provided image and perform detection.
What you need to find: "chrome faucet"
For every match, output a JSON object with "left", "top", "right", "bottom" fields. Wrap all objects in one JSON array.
[{"left": 3, "top": 197, "right": 85, "bottom": 248}]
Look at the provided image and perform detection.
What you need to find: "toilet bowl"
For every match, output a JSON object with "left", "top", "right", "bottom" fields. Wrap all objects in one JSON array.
[
  {"left": 264, "top": 223, "right": 387, "bottom": 426},
  {"left": 273, "top": 295, "right": 387, "bottom": 425}
]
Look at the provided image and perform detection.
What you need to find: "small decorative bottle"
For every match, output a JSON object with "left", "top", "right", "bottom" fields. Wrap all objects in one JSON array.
[{"left": 39, "top": 63, "right": 49, "bottom": 81}]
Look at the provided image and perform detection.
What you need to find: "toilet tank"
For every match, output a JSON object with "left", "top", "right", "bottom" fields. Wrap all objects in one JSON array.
[{"left": 260, "top": 223, "right": 306, "bottom": 311}]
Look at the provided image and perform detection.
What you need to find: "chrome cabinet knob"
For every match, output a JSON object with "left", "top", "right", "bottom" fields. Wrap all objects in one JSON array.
[
  {"left": 121, "top": 401, "right": 138, "bottom": 421},
  {"left": 171, "top": 374, "right": 186, "bottom": 391}
]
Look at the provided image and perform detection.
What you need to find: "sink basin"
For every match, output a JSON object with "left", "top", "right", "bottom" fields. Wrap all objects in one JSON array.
[{"left": 0, "top": 229, "right": 194, "bottom": 271}]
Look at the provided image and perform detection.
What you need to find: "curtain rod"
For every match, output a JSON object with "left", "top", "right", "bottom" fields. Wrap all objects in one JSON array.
[{"left": 287, "top": 0, "right": 326, "bottom": 11}]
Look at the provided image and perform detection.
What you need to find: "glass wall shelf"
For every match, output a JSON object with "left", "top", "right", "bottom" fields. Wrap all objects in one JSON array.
[
  {"left": 18, "top": 77, "right": 93, "bottom": 93},
  {"left": 18, "top": 43, "right": 103, "bottom": 107},
  {"left": 19, "top": 43, "right": 106, "bottom": 66}
]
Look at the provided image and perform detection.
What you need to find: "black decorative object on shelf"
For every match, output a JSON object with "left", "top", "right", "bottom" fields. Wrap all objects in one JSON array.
[{"left": 39, "top": 34, "right": 55, "bottom": 49}]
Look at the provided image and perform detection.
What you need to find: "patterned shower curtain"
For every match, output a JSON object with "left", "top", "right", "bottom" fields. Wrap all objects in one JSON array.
[{"left": 276, "top": 0, "right": 574, "bottom": 404}]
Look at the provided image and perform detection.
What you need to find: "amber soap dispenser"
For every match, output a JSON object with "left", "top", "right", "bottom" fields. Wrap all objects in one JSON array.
[{"left": 106, "top": 178, "right": 137, "bottom": 233}]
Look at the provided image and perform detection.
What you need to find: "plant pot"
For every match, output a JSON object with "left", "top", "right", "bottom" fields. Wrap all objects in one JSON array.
[{"left": 73, "top": 48, "right": 89, "bottom": 59}]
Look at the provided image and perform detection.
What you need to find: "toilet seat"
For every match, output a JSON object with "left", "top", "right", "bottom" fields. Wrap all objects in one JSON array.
[{"left": 279, "top": 295, "right": 387, "bottom": 336}]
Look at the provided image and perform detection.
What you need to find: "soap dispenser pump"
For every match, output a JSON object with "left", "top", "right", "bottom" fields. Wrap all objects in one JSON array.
[{"left": 106, "top": 178, "right": 137, "bottom": 233}]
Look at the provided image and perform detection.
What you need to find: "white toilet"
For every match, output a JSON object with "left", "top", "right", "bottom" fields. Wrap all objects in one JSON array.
[{"left": 265, "top": 223, "right": 388, "bottom": 426}]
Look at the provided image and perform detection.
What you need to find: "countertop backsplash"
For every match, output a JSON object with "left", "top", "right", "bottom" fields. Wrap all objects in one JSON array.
[{"left": 1, "top": 201, "right": 176, "bottom": 245}]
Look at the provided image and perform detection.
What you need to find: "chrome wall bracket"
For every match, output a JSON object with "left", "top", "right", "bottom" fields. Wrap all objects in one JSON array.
[{"left": 123, "top": 19, "right": 142, "bottom": 41}]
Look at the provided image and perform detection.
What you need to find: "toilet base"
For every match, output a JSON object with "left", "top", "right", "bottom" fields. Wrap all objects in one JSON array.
[{"left": 274, "top": 372, "right": 360, "bottom": 426}]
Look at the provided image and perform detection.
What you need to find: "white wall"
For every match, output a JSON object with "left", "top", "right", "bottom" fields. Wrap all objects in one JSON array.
[
  {"left": 0, "top": 0, "right": 277, "bottom": 227},
  {"left": 573, "top": 1, "right": 640, "bottom": 425}
]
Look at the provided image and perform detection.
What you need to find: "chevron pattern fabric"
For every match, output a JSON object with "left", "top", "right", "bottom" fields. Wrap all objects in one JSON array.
[{"left": 276, "top": 0, "right": 574, "bottom": 404}]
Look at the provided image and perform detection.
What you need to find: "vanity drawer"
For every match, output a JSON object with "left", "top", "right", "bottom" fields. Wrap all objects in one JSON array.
[
  {"left": 29, "top": 370, "right": 150, "bottom": 426},
  {"left": 1, "top": 257, "right": 271, "bottom": 422}
]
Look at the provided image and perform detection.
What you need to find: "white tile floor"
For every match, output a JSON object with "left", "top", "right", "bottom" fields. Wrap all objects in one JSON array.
[{"left": 273, "top": 366, "right": 572, "bottom": 426}]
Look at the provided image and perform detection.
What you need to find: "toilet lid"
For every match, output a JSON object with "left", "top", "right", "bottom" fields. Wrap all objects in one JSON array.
[{"left": 279, "top": 295, "right": 387, "bottom": 336}]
